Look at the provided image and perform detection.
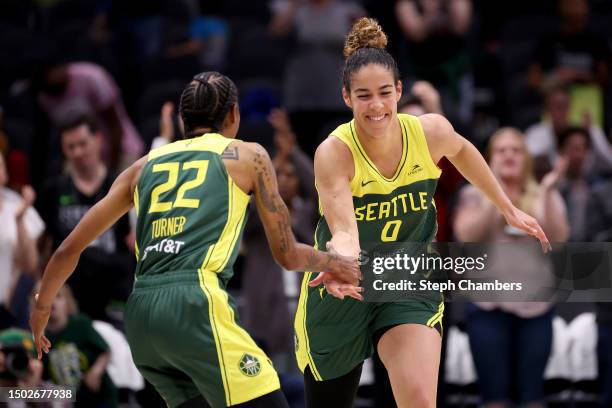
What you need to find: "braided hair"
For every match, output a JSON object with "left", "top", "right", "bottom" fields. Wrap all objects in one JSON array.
[{"left": 179, "top": 72, "right": 238, "bottom": 138}]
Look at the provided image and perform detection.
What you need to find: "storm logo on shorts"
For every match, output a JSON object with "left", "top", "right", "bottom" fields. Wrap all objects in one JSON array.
[{"left": 239, "top": 354, "right": 261, "bottom": 377}]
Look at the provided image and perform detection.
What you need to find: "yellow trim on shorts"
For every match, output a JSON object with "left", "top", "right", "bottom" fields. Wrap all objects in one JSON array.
[
  {"left": 294, "top": 234, "right": 325, "bottom": 381},
  {"left": 195, "top": 177, "right": 278, "bottom": 405},
  {"left": 295, "top": 271, "right": 323, "bottom": 381},
  {"left": 426, "top": 301, "right": 445, "bottom": 330},
  {"left": 198, "top": 269, "right": 280, "bottom": 405},
  {"left": 198, "top": 268, "right": 231, "bottom": 406}
]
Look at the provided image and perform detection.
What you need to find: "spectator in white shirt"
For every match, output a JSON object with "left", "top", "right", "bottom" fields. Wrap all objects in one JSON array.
[
  {"left": 0, "top": 153, "right": 44, "bottom": 329},
  {"left": 524, "top": 82, "right": 612, "bottom": 176}
]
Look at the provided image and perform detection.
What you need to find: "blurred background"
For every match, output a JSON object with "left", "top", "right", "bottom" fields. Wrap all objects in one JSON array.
[{"left": 0, "top": 0, "right": 611, "bottom": 407}]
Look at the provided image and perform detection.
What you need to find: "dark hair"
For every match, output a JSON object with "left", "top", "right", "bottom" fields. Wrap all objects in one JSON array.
[
  {"left": 342, "top": 18, "right": 400, "bottom": 92},
  {"left": 558, "top": 126, "right": 591, "bottom": 149},
  {"left": 58, "top": 114, "right": 98, "bottom": 136},
  {"left": 179, "top": 72, "right": 238, "bottom": 138}
]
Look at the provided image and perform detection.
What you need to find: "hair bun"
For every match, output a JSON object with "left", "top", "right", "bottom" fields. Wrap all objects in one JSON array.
[{"left": 344, "top": 17, "right": 388, "bottom": 58}]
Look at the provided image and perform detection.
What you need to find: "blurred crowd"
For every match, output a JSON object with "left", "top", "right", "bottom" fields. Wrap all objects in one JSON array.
[{"left": 0, "top": 0, "right": 611, "bottom": 407}]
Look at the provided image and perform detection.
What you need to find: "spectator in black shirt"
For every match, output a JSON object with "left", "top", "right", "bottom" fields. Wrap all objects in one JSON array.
[
  {"left": 38, "top": 115, "right": 134, "bottom": 322},
  {"left": 528, "top": 0, "right": 610, "bottom": 91}
]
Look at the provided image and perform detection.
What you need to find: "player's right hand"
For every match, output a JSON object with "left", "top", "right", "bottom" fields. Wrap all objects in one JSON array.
[
  {"left": 324, "top": 242, "right": 362, "bottom": 285},
  {"left": 29, "top": 295, "right": 52, "bottom": 360}
]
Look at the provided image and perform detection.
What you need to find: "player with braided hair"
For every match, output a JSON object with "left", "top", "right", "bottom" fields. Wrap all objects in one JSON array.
[
  {"left": 295, "top": 18, "right": 552, "bottom": 407},
  {"left": 30, "top": 72, "right": 361, "bottom": 408}
]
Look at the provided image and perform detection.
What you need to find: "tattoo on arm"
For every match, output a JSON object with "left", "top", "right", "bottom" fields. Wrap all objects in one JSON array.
[
  {"left": 277, "top": 220, "right": 289, "bottom": 252},
  {"left": 253, "top": 148, "right": 278, "bottom": 212},
  {"left": 303, "top": 247, "right": 336, "bottom": 271},
  {"left": 304, "top": 251, "right": 320, "bottom": 271},
  {"left": 221, "top": 146, "right": 240, "bottom": 160},
  {"left": 274, "top": 199, "right": 292, "bottom": 253},
  {"left": 252, "top": 145, "right": 296, "bottom": 254}
]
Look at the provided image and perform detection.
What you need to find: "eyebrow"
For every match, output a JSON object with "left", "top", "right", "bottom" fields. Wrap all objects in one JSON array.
[{"left": 355, "top": 84, "right": 394, "bottom": 93}]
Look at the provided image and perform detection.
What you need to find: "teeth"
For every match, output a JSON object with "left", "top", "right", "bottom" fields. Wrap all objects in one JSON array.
[{"left": 369, "top": 114, "right": 385, "bottom": 121}]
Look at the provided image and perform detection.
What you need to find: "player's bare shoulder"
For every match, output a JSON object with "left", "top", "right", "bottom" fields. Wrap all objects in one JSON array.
[
  {"left": 221, "top": 141, "right": 271, "bottom": 195},
  {"left": 129, "top": 155, "right": 149, "bottom": 195},
  {"left": 315, "top": 135, "right": 354, "bottom": 181}
]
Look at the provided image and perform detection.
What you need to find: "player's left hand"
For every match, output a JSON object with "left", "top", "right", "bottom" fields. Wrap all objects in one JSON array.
[
  {"left": 29, "top": 295, "right": 52, "bottom": 360},
  {"left": 503, "top": 206, "right": 552, "bottom": 253}
]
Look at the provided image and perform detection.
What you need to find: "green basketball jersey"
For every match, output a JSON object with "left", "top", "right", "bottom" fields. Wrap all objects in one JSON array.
[
  {"left": 293, "top": 114, "right": 444, "bottom": 379},
  {"left": 315, "top": 114, "right": 441, "bottom": 250},
  {"left": 134, "top": 133, "right": 250, "bottom": 283}
]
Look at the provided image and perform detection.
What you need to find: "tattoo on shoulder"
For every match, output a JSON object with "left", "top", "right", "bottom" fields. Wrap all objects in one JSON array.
[{"left": 221, "top": 146, "right": 240, "bottom": 160}]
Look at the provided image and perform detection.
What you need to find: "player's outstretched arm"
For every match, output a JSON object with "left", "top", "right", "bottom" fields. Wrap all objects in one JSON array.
[
  {"left": 420, "top": 113, "right": 551, "bottom": 252},
  {"left": 245, "top": 143, "right": 360, "bottom": 286},
  {"left": 30, "top": 158, "right": 145, "bottom": 359},
  {"left": 306, "top": 137, "right": 365, "bottom": 298}
]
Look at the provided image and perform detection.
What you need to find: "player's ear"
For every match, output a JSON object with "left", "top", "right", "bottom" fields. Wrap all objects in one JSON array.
[
  {"left": 342, "top": 87, "right": 352, "bottom": 109},
  {"left": 224, "top": 104, "right": 239, "bottom": 126},
  {"left": 395, "top": 80, "right": 403, "bottom": 102}
]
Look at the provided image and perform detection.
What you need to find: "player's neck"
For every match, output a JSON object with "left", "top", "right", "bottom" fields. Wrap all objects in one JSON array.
[
  {"left": 354, "top": 116, "right": 401, "bottom": 159},
  {"left": 190, "top": 127, "right": 215, "bottom": 138}
]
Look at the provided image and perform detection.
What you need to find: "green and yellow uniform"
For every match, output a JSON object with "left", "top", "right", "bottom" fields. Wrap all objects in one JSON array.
[
  {"left": 294, "top": 114, "right": 445, "bottom": 381},
  {"left": 125, "top": 134, "right": 280, "bottom": 408}
]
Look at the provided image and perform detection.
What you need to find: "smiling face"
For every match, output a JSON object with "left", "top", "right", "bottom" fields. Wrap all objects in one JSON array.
[
  {"left": 342, "top": 64, "right": 402, "bottom": 137},
  {"left": 489, "top": 129, "right": 530, "bottom": 184}
]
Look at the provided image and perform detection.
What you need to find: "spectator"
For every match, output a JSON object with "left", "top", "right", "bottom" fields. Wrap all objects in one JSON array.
[
  {"left": 38, "top": 285, "right": 118, "bottom": 408},
  {"left": 556, "top": 127, "right": 596, "bottom": 241},
  {"left": 524, "top": 82, "right": 612, "bottom": 176},
  {"left": 37, "top": 116, "right": 133, "bottom": 322},
  {"left": 270, "top": 0, "right": 365, "bottom": 111},
  {"left": 36, "top": 61, "right": 144, "bottom": 171},
  {"left": 528, "top": 0, "right": 610, "bottom": 92},
  {"left": 528, "top": 0, "right": 611, "bottom": 129},
  {"left": 0, "top": 152, "right": 44, "bottom": 330},
  {"left": 454, "top": 128, "right": 569, "bottom": 407},
  {"left": 0, "top": 328, "right": 70, "bottom": 408},
  {"left": 395, "top": 0, "right": 473, "bottom": 124}
]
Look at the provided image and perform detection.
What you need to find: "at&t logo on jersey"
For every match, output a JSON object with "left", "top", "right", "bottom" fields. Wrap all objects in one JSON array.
[{"left": 141, "top": 238, "right": 186, "bottom": 260}]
